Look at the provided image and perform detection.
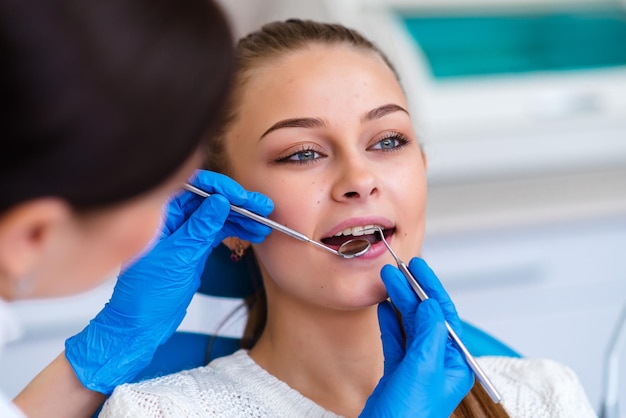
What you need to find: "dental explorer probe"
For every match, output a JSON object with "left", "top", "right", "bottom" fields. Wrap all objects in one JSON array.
[
  {"left": 183, "top": 184, "right": 500, "bottom": 399},
  {"left": 182, "top": 183, "right": 370, "bottom": 259},
  {"left": 368, "top": 227, "right": 503, "bottom": 404}
]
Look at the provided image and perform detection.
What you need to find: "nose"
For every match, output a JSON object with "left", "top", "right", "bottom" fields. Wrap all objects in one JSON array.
[{"left": 331, "top": 154, "right": 379, "bottom": 202}]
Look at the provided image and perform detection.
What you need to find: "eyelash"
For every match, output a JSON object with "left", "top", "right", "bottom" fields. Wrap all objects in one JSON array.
[
  {"left": 369, "top": 132, "right": 410, "bottom": 152},
  {"left": 274, "top": 145, "right": 325, "bottom": 165},
  {"left": 273, "top": 132, "right": 411, "bottom": 166}
]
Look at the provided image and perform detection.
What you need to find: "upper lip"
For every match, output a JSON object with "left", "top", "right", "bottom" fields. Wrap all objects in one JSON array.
[{"left": 321, "top": 216, "right": 395, "bottom": 240}]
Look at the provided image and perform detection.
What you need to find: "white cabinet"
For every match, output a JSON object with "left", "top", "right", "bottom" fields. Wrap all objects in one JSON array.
[{"left": 423, "top": 178, "right": 626, "bottom": 413}]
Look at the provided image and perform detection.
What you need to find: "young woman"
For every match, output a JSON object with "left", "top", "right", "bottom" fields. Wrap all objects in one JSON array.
[
  {"left": 99, "top": 19, "right": 598, "bottom": 417},
  {"left": 2, "top": 3, "right": 465, "bottom": 417},
  {"left": 0, "top": 1, "right": 273, "bottom": 417}
]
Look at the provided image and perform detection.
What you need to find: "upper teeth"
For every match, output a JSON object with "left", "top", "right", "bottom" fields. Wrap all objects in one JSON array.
[{"left": 334, "top": 225, "right": 382, "bottom": 237}]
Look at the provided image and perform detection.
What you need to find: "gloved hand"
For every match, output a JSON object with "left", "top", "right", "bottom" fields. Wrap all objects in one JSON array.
[
  {"left": 360, "top": 257, "right": 474, "bottom": 418},
  {"left": 65, "top": 170, "right": 273, "bottom": 394}
]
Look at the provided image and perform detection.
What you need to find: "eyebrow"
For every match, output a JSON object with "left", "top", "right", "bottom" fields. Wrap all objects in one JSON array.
[
  {"left": 361, "top": 103, "right": 409, "bottom": 123},
  {"left": 259, "top": 103, "right": 409, "bottom": 140},
  {"left": 260, "top": 117, "right": 324, "bottom": 139}
]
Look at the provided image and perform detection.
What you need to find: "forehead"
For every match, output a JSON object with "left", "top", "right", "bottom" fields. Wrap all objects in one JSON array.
[{"left": 237, "top": 43, "right": 407, "bottom": 122}]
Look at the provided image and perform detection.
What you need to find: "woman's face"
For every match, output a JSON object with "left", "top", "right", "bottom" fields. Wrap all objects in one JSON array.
[{"left": 227, "top": 44, "right": 427, "bottom": 310}]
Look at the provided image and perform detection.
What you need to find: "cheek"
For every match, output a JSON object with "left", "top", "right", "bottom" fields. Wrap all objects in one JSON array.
[
  {"left": 113, "top": 205, "right": 164, "bottom": 261},
  {"left": 383, "top": 156, "right": 427, "bottom": 255},
  {"left": 239, "top": 164, "right": 325, "bottom": 233},
  {"left": 253, "top": 187, "right": 320, "bottom": 275}
]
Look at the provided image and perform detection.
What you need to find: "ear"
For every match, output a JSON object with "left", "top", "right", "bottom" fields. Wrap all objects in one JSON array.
[
  {"left": 222, "top": 236, "right": 251, "bottom": 252},
  {"left": 0, "top": 198, "right": 71, "bottom": 288},
  {"left": 222, "top": 236, "right": 252, "bottom": 262}
]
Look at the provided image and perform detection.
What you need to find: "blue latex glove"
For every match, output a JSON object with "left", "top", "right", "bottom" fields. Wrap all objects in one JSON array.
[
  {"left": 361, "top": 257, "right": 474, "bottom": 418},
  {"left": 65, "top": 170, "right": 273, "bottom": 394}
]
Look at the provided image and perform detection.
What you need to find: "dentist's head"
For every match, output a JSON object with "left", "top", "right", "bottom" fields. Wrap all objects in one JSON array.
[{"left": 0, "top": 0, "right": 234, "bottom": 299}]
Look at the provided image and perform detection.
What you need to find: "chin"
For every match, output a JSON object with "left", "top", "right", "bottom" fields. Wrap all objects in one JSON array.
[{"left": 345, "top": 284, "right": 388, "bottom": 309}]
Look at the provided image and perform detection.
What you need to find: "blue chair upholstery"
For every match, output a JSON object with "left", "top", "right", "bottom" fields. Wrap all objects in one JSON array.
[
  {"left": 132, "top": 244, "right": 520, "bottom": 384},
  {"left": 459, "top": 320, "right": 521, "bottom": 358}
]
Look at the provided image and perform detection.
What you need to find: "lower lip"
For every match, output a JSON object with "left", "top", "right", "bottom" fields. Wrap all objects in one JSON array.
[{"left": 357, "top": 237, "right": 389, "bottom": 260}]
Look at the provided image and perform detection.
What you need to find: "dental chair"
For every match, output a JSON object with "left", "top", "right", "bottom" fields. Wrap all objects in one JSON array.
[{"left": 131, "top": 244, "right": 521, "bottom": 384}]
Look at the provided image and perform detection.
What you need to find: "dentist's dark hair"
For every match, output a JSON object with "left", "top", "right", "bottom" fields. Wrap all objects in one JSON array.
[
  {"left": 205, "top": 19, "right": 511, "bottom": 418},
  {"left": 0, "top": 0, "right": 234, "bottom": 213}
]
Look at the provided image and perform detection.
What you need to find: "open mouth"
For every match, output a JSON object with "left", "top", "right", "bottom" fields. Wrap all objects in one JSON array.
[{"left": 321, "top": 226, "right": 395, "bottom": 248}]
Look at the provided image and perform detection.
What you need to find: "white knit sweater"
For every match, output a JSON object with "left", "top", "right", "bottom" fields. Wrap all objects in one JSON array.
[{"left": 99, "top": 349, "right": 597, "bottom": 418}]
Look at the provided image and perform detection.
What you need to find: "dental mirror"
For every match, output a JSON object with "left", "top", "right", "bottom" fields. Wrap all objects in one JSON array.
[
  {"left": 337, "top": 238, "right": 371, "bottom": 258},
  {"left": 183, "top": 183, "right": 371, "bottom": 259}
]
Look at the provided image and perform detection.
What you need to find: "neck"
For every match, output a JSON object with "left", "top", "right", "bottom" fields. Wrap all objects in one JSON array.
[{"left": 250, "top": 298, "right": 384, "bottom": 418}]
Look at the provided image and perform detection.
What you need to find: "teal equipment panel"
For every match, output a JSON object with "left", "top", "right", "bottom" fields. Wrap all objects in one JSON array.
[{"left": 401, "top": 5, "right": 626, "bottom": 79}]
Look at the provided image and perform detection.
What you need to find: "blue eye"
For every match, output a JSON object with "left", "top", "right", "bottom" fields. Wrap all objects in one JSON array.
[
  {"left": 370, "top": 133, "right": 409, "bottom": 151},
  {"left": 292, "top": 149, "right": 318, "bottom": 161},
  {"left": 275, "top": 148, "right": 324, "bottom": 165}
]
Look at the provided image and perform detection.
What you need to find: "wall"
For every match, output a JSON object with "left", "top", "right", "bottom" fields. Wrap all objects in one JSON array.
[{"left": 423, "top": 168, "right": 626, "bottom": 412}]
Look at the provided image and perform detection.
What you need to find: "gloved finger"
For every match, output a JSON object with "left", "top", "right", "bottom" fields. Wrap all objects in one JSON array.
[
  {"left": 191, "top": 170, "right": 274, "bottom": 216},
  {"left": 171, "top": 186, "right": 271, "bottom": 236},
  {"left": 186, "top": 170, "right": 274, "bottom": 242},
  {"left": 443, "top": 338, "right": 474, "bottom": 383},
  {"left": 363, "top": 300, "right": 404, "bottom": 409},
  {"left": 239, "top": 189, "right": 274, "bottom": 217},
  {"left": 380, "top": 264, "right": 418, "bottom": 340},
  {"left": 182, "top": 193, "right": 231, "bottom": 246},
  {"left": 411, "top": 302, "right": 474, "bottom": 416},
  {"left": 441, "top": 336, "right": 475, "bottom": 401},
  {"left": 406, "top": 258, "right": 452, "bottom": 306},
  {"left": 413, "top": 298, "right": 472, "bottom": 395},
  {"left": 407, "top": 257, "right": 463, "bottom": 335},
  {"left": 398, "top": 300, "right": 447, "bottom": 400},
  {"left": 407, "top": 299, "right": 448, "bottom": 360},
  {"left": 222, "top": 211, "right": 272, "bottom": 243},
  {"left": 189, "top": 170, "right": 248, "bottom": 205},
  {"left": 161, "top": 189, "right": 202, "bottom": 237},
  {"left": 377, "top": 300, "right": 405, "bottom": 377}
]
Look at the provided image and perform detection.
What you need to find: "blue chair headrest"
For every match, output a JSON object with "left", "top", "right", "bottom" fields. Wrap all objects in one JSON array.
[{"left": 198, "top": 243, "right": 262, "bottom": 299}]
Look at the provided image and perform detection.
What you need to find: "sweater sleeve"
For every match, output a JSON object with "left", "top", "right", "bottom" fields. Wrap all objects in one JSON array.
[
  {"left": 98, "top": 383, "right": 185, "bottom": 418},
  {"left": 98, "top": 376, "right": 214, "bottom": 418},
  {"left": 478, "top": 356, "right": 598, "bottom": 418}
]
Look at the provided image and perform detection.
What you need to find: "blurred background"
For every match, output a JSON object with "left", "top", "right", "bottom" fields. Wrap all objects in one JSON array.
[{"left": 2, "top": 0, "right": 625, "bottom": 415}]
